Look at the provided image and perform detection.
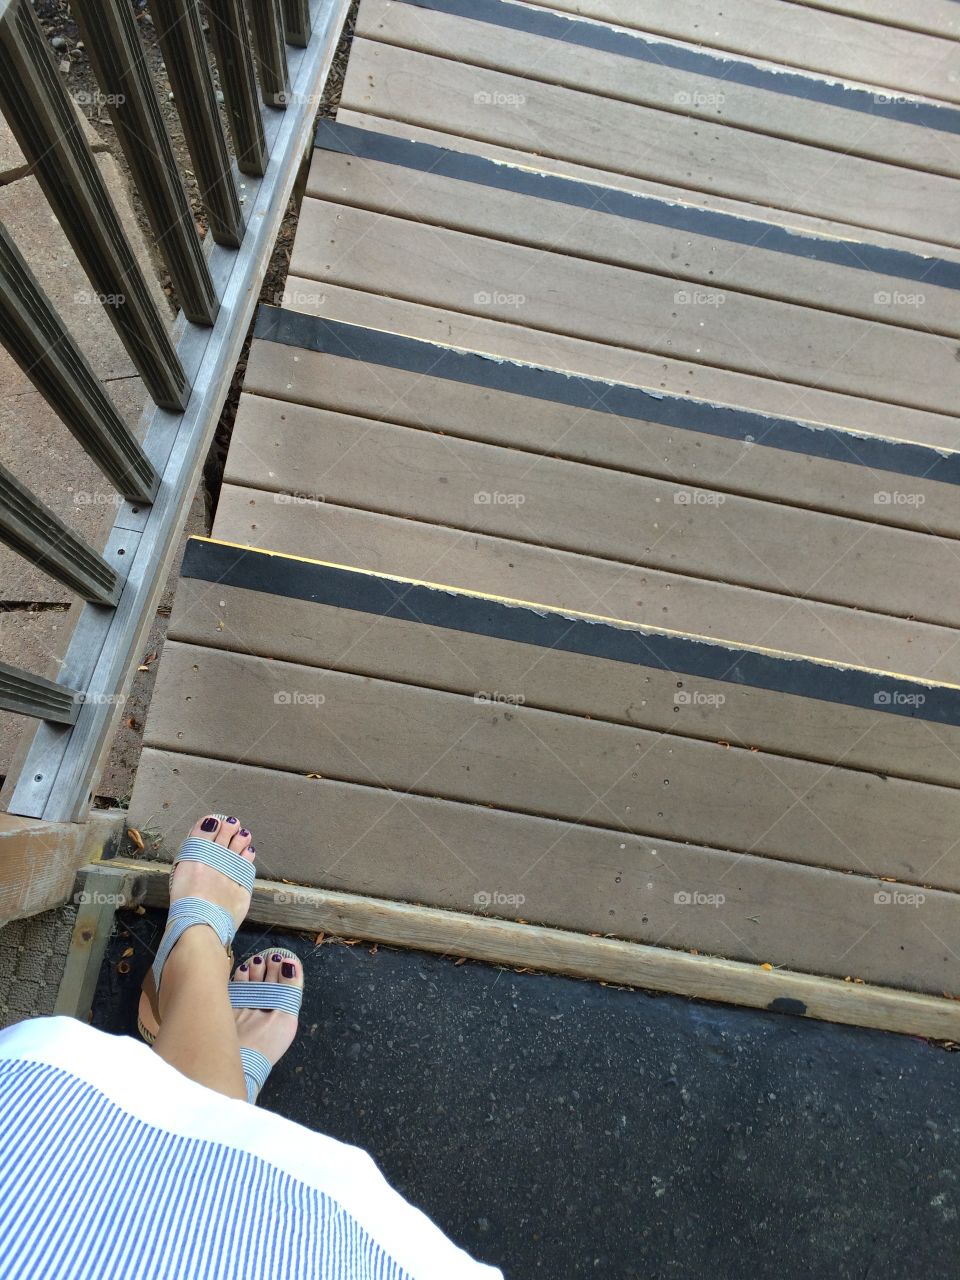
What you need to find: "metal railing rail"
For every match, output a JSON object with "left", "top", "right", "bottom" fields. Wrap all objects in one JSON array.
[{"left": 0, "top": 0, "right": 349, "bottom": 821}]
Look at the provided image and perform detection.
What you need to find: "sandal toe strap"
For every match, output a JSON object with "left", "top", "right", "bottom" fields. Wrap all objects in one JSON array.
[
  {"left": 228, "top": 981, "right": 302, "bottom": 1016},
  {"left": 175, "top": 834, "right": 256, "bottom": 894}
]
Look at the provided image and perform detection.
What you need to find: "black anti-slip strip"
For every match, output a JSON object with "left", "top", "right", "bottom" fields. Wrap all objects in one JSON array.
[
  {"left": 397, "top": 0, "right": 960, "bottom": 134},
  {"left": 253, "top": 307, "right": 960, "bottom": 487},
  {"left": 182, "top": 538, "right": 960, "bottom": 728},
  {"left": 314, "top": 121, "right": 960, "bottom": 292}
]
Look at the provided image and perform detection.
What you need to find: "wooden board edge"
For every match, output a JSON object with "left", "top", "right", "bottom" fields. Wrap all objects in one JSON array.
[{"left": 101, "top": 857, "right": 960, "bottom": 1042}]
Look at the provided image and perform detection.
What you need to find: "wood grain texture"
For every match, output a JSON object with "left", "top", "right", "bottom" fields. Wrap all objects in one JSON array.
[
  {"left": 341, "top": 38, "right": 960, "bottom": 247},
  {"left": 105, "top": 845, "right": 960, "bottom": 1026}
]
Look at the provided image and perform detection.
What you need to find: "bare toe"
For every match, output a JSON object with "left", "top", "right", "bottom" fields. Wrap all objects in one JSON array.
[
  {"left": 248, "top": 953, "right": 267, "bottom": 981},
  {"left": 191, "top": 814, "right": 224, "bottom": 839},
  {"left": 229, "top": 824, "right": 256, "bottom": 859},
  {"left": 233, "top": 960, "right": 250, "bottom": 983},
  {"left": 214, "top": 816, "right": 242, "bottom": 847}
]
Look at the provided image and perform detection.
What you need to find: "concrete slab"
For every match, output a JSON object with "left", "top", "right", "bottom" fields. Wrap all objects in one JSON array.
[
  {"left": 0, "top": 96, "right": 109, "bottom": 185},
  {"left": 0, "top": 150, "right": 171, "bottom": 602},
  {"left": 93, "top": 917, "right": 960, "bottom": 1280},
  {"left": 0, "top": 605, "right": 78, "bottom": 780}
]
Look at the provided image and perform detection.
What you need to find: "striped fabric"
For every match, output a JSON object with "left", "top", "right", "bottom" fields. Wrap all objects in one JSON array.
[
  {"left": 0, "top": 1019, "right": 502, "bottom": 1280},
  {"left": 175, "top": 835, "right": 257, "bottom": 893},
  {"left": 152, "top": 896, "right": 236, "bottom": 989}
]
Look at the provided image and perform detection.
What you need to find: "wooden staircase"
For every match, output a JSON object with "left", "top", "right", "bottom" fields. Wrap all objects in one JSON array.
[{"left": 124, "top": 0, "right": 960, "bottom": 1038}]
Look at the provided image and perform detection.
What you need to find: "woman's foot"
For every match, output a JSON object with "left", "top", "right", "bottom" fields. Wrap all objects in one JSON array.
[
  {"left": 232, "top": 950, "right": 303, "bottom": 1085},
  {"left": 167, "top": 813, "right": 256, "bottom": 931},
  {"left": 139, "top": 814, "right": 257, "bottom": 1039}
]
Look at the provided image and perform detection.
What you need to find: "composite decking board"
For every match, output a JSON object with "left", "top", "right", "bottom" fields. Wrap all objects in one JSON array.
[
  {"left": 224, "top": 397, "right": 960, "bottom": 628},
  {"left": 792, "top": 0, "right": 960, "bottom": 39},
  {"left": 306, "top": 148, "right": 960, "bottom": 344},
  {"left": 128, "top": 748, "right": 960, "bottom": 996},
  {"left": 277, "top": 272, "right": 960, "bottom": 453},
  {"left": 360, "top": 0, "right": 960, "bottom": 147},
  {"left": 143, "top": 639, "right": 960, "bottom": 889},
  {"left": 336, "top": 108, "right": 960, "bottom": 266},
  {"left": 212, "top": 488, "right": 960, "bottom": 685},
  {"left": 239, "top": 368, "right": 960, "bottom": 537},
  {"left": 253, "top": 309, "right": 960, "bottom": 481},
  {"left": 313, "top": 122, "right": 960, "bottom": 297},
  {"left": 514, "top": 0, "right": 960, "bottom": 104},
  {"left": 289, "top": 199, "right": 960, "bottom": 416},
  {"left": 340, "top": 39, "right": 960, "bottom": 247},
  {"left": 170, "top": 567, "right": 960, "bottom": 788}
]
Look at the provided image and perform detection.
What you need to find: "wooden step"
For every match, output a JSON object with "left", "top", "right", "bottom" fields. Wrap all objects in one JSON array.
[
  {"left": 341, "top": 30, "right": 960, "bottom": 245},
  {"left": 355, "top": 0, "right": 960, "bottom": 175},
  {"left": 499, "top": 0, "right": 960, "bottom": 104},
  {"left": 128, "top": 540, "right": 960, "bottom": 998}
]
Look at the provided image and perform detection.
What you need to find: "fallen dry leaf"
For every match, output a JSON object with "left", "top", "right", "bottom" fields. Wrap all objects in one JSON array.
[
  {"left": 314, "top": 932, "right": 325, "bottom": 946},
  {"left": 760, "top": 962, "right": 773, "bottom": 971},
  {"left": 454, "top": 957, "right": 466, "bottom": 966},
  {"left": 127, "top": 828, "right": 144, "bottom": 852},
  {"left": 121, "top": 947, "right": 134, "bottom": 959}
]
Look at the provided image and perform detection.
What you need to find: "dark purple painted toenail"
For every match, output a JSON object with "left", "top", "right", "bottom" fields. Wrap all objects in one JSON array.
[
  {"left": 226, "top": 816, "right": 238, "bottom": 824},
  {"left": 239, "top": 829, "right": 250, "bottom": 838},
  {"left": 252, "top": 956, "right": 263, "bottom": 965},
  {"left": 200, "top": 817, "right": 218, "bottom": 832},
  {"left": 282, "top": 962, "right": 296, "bottom": 978},
  {"left": 247, "top": 846, "right": 255, "bottom": 855},
  {"left": 271, "top": 953, "right": 282, "bottom": 962},
  {"left": 239, "top": 963, "right": 248, "bottom": 972}
]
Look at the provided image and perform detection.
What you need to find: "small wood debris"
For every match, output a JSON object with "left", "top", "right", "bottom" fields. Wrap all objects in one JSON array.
[
  {"left": 127, "top": 828, "right": 144, "bottom": 852},
  {"left": 760, "top": 962, "right": 773, "bottom": 971},
  {"left": 120, "top": 947, "right": 134, "bottom": 959}
]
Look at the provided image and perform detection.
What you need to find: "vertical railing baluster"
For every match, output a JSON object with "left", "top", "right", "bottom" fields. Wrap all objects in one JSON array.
[
  {"left": 151, "top": 0, "right": 245, "bottom": 248},
  {"left": 0, "top": 0, "right": 188, "bottom": 411},
  {"left": 247, "top": 0, "right": 291, "bottom": 108},
  {"left": 69, "top": 0, "right": 218, "bottom": 326},
  {"left": 282, "top": 0, "right": 312, "bottom": 47},
  {"left": 0, "top": 462, "right": 122, "bottom": 607},
  {"left": 0, "top": 661, "right": 81, "bottom": 726},
  {"left": 207, "top": 0, "right": 268, "bottom": 176},
  {"left": 0, "top": 223, "right": 159, "bottom": 503}
]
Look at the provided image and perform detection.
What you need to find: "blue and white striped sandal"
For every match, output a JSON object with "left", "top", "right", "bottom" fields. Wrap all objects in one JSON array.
[
  {"left": 138, "top": 818, "right": 256, "bottom": 1044},
  {"left": 230, "top": 948, "right": 303, "bottom": 1103}
]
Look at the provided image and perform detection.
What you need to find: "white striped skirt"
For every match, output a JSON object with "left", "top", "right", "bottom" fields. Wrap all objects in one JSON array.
[{"left": 0, "top": 1017, "right": 502, "bottom": 1280}]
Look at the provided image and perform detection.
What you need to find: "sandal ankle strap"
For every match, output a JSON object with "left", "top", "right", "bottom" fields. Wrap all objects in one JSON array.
[
  {"left": 151, "top": 897, "right": 236, "bottom": 990},
  {"left": 240, "top": 1047, "right": 272, "bottom": 1103}
]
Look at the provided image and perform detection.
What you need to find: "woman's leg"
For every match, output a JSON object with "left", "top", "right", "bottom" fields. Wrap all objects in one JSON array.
[{"left": 150, "top": 814, "right": 256, "bottom": 1101}]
